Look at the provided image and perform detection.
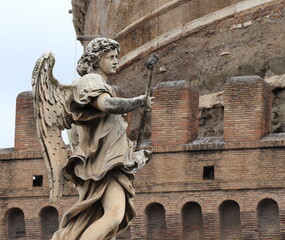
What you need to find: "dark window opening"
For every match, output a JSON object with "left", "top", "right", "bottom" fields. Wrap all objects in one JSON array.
[
  {"left": 203, "top": 166, "right": 214, "bottom": 180},
  {"left": 33, "top": 175, "right": 43, "bottom": 187}
]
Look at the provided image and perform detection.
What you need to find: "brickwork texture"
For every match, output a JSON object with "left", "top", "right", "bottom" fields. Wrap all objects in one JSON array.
[{"left": 1, "top": 74, "right": 285, "bottom": 239}]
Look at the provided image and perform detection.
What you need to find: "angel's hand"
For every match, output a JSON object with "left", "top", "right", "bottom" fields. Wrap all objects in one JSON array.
[
  {"left": 140, "top": 95, "right": 154, "bottom": 108},
  {"left": 124, "top": 150, "right": 152, "bottom": 174},
  {"left": 124, "top": 161, "right": 136, "bottom": 168}
]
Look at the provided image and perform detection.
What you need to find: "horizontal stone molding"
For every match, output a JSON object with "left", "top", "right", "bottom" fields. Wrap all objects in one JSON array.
[
  {"left": 144, "top": 134, "right": 285, "bottom": 153},
  {"left": 118, "top": 0, "right": 276, "bottom": 69},
  {"left": 0, "top": 149, "right": 71, "bottom": 160},
  {"left": 76, "top": 0, "right": 191, "bottom": 41},
  {"left": 0, "top": 151, "right": 43, "bottom": 160},
  {"left": 114, "top": 0, "right": 190, "bottom": 41},
  {"left": 2, "top": 133, "right": 285, "bottom": 158}
]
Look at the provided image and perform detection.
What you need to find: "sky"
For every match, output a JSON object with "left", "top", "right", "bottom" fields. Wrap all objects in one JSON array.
[{"left": 0, "top": 1, "right": 83, "bottom": 148}]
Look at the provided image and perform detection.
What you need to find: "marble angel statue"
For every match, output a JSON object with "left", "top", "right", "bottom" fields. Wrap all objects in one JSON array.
[{"left": 31, "top": 38, "right": 153, "bottom": 240}]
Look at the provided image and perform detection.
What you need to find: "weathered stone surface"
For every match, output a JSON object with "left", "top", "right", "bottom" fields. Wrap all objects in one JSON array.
[
  {"left": 265, "top": 73, "right": 285, "bottom": 89},
  {"left": 198, "top": 74, "right": 285, "bottom": 136},
  {"left": 199, "top": 106, "right": 224, "bottom": 137},
  {"left": 109, "top": 0, "right": 285, "bottom": 98},
  {"left": 199, "top": 91, "right": 224, "bottom": 137},
  {"left": 199, "top": 91, "right": 224, "bottom": 109}
]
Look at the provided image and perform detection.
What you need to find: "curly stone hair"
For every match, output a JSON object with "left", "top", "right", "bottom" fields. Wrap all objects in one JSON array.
[{"left": 77, "top": 38, "right": 120, "bottom": 76}]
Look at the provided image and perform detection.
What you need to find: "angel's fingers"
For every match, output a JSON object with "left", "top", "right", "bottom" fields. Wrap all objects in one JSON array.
[{"left": 147, "top": 97, "right": 154, "bottom": 107}]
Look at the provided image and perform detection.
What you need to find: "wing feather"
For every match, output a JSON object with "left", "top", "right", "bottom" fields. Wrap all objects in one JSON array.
[{"left": 31, "top": 52, "right": 75, "bottom": 203}]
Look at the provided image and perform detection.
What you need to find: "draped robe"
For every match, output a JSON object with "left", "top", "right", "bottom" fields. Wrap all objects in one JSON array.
[{"left": 52, "top": 73, "right": 149, "bottom": 240}]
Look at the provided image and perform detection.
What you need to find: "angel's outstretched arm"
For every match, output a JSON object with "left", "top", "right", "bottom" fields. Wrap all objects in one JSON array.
[{"left": 90, "top": 93, "right": 153, "bottom": 114}]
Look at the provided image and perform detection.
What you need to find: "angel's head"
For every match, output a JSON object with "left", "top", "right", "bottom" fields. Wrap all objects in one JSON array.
[{"left": 77, "top": 38, "right": 120, "bottom": 77}]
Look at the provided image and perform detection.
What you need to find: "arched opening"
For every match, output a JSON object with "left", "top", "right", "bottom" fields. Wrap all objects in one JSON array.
[
  {"left": 145, "top": 203, "right": 167, "bottom": 240},
  {"left": 40, "top": 206, "right": 59, "bottom": 240},
  {"left": 219, "top": 200, "right": 242, "bottom": 240},
  {"left": 182, "top": 201, "right": 204, "bottom": 239},
  {"left": 257, "top": 198, "right": 281, "bottom": 240},
  {"left": 6, "top": 208, "right": 26, "bottom": 239}
]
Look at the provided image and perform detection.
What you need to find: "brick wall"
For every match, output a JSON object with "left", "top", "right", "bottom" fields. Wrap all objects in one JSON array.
[
  {"left": 132, "top": 77, "right": 285, "bottom": 239},
  {"left": 224, "top": 76, "right": 272, "bottom": 141},
  {"left": 152, "top": 80, "right": 199, "bottom": 146},
  {"left": 14, "top": 92, "right": 41, "bottom": 152},
  {"left": 0, "top": 153, "right": 78, "bottom": 240},
  {"left": 132, "top": 189, "right": 285, "bottom": 240},
  {"left": 1, "top": 75, "right": 285, "bottom": 239}
]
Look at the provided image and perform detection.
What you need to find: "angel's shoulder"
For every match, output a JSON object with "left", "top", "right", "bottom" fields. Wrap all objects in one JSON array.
[
  {"left": 78, "top": 73, "right": 105, "bottom": 84},
  {"left": 72, "top": 73, "right": 107, "bottom": 94}
]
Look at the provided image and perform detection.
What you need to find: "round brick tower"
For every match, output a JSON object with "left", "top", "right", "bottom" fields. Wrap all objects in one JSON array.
[{"left": 72, "top": 0, "right": 285, "bottom": 96}]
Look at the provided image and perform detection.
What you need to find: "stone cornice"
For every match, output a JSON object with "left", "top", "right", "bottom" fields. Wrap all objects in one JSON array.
[
  {"left": 72, "top": 0, "right": 278, "bottom": 66},
  {"left": 145, "top": 134, "right": 285, "bottom": 153},
  {"left": 0, "top": 151, "right": 43, "bottom": 160},
  {"left": 1, "top": 133, "right": 285, "bottom": 160},
  {"left": 117, "top": 0, "right": 277, "bottom": 69}
]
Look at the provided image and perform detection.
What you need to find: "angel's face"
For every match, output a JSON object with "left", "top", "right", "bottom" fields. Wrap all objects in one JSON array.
[{"left": 97, "top": 49, "right": 119, "bottom": 76}]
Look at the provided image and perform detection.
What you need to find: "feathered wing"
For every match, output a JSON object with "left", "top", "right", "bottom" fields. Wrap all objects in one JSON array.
[{"left": 31, "top": 52, "right": 75, "bottom": 203}]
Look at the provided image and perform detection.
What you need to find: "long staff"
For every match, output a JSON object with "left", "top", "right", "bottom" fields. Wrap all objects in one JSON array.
[{"left": 135, "top": 53, "right": 159, "bottom": 151}]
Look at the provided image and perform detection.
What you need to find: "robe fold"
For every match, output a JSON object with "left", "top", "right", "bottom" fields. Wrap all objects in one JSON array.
[{"left": 52, "top": 73, "right": 148, "bottom": 240}]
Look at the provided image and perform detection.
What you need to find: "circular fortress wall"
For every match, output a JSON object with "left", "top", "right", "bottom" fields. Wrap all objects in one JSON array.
[
  {"left": 72, "top": 0, "right": 285, "bottom": 138},
  {"left": 73, "top": 0, "right": 245, "bottom": 54},
  {"left": 72, "top": 0, "right": 285, "bottom": 95}
]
